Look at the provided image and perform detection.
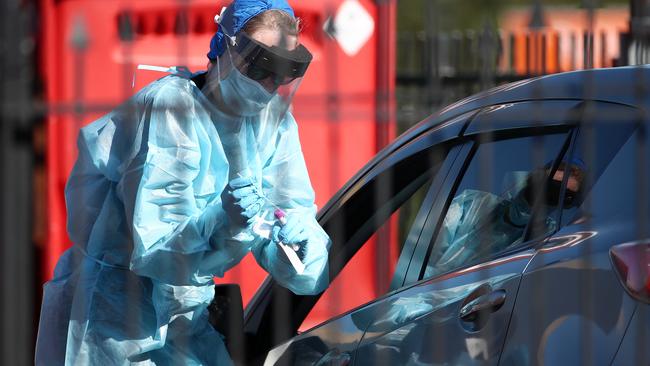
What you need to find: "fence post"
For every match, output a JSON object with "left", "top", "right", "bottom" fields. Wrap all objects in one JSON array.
[{"left": 0, "top": 0, "right": 36, "bottom": 364}]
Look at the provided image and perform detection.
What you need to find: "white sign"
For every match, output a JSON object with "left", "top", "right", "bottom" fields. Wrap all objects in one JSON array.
[{"left": 331, "top": 0, "right": 375, "bottom": 57}]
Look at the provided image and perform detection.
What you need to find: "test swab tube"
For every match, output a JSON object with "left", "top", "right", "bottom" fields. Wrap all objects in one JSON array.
[{"left": 273, "top": 209, "right": 305, "bottom": 274}]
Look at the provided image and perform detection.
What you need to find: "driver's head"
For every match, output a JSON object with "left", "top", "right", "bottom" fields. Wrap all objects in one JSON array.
[
  {"left": 550, "top": 161, "right": 585, "bottom": 207},
  {"left": 523, "top": 159, "right": 586, "bottom": 208}
]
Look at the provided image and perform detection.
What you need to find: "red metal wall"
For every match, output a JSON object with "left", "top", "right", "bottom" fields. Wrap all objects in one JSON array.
[{"left": 40, "top": 0, "right": 395, "bottom": 323}]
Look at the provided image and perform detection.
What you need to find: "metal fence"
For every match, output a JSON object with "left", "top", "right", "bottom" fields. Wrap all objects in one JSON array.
[
  {"left": 1, "top": 0, "right": 649, "bottom": 364},
  {"left": 1, "top": 0, "right": 39, "bottom": 364},
  {"left": 395, "top": 4, "right": 637, "bottom": 131}
]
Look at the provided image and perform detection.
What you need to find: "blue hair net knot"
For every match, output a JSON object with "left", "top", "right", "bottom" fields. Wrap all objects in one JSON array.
[{"left": 207, "top": 0, "right": 295, "bottom": 60}]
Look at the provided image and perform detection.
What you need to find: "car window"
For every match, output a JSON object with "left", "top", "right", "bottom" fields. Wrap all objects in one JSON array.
[
  {"left": 298, "top": 144, "right": 448, "bottom": 332},
  {"left": 423, "top": 133, "right": 570, "bottom": 279},
  {"left": 559, "top": 104, "right": 638, "bottom": 226}
]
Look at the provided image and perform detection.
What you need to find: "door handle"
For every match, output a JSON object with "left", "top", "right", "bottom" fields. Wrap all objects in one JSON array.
[{"left": 459, "top": 289, "right": 506, "bottom": 322}]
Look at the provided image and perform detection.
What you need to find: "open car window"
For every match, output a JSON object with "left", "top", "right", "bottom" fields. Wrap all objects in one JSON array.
[
  {"left": 422, "top": 132, "right": 571, "bottom": 279},
  {"left": 242, "top": 116, "right": 469, "bottom": 364},
  {"left": 297, "top": 138, "right": 455, "bottom": 331}
]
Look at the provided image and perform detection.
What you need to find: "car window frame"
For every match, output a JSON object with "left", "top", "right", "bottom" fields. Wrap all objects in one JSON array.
[
  {"left": 412, "top": 100, "right": 640, "bottom": 283},
  {"left": 316, "top": 120, "right": 465, "bottom": 289},
  {"left": 407, "top": 124, "right": 577, "bottom": 284},
  {"left": 555, "top": 101, "right": 642, "bottom": 228},
  {"left": 400, "top": 142, "right": 475, "bottom": 286},
  {"left": 388, "top": 143, "right": 470, "bottom": 290},
  {"left": 242, "top": 113, "right": 472, "bottom": 362},
  {"left": 296, "top": 144, "right": 462, "bottom": 332}
]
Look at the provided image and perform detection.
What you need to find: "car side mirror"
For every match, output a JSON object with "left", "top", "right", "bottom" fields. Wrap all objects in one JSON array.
[{"left": 208, "top": 284, "right": 244, "bottom": 364}]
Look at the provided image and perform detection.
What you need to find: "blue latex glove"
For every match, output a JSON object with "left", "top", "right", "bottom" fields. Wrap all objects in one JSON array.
[
  {"left": 271, "top": 214, "right": 310, "bottom": 259},
  {"left": 272, "top": 214, "right": 310, "bottom": 244},
  {"left": 253, "top": 209, "right": 330, "bottom": 294},
  {"left": 221, "top": 175, "right": 265, "bottom": 226}
]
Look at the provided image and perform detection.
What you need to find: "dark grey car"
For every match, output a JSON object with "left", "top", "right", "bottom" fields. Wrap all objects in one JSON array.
[{"left": 234, "top": 67, "right": 650, "bottom": 365}]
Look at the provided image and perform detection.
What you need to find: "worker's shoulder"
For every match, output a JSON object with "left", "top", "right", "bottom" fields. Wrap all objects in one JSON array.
[
  {"left": 78, "top": 75, "right": 196, "bottom": 137},
  {"left": 144, "top": 74, "right": 197, "bottom": 104}
]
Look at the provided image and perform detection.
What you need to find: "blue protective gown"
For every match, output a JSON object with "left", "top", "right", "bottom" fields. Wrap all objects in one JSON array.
[{"left": 35, "top": 74, "right": 330, "bottom": 365}]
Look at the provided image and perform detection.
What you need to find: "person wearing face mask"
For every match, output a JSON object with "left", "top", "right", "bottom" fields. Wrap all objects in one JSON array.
[
  {"left": 426, "top": 160, "right": 585, "bottom": 278},
  {"left": 35, "top": 1, "right": 331, "bottom": 365}
]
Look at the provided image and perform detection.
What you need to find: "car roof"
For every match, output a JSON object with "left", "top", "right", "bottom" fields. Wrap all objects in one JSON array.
[
  {"left": 318, "top": 66, "right": 650, "bottom": 219},
  {"left": 405, "top": 66, "right": 650, "bottom": 142}
]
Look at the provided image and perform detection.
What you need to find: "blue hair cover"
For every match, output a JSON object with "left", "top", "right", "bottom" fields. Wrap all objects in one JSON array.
[{"left": 208, "top": 0, "right": 295, "bottom": 60}]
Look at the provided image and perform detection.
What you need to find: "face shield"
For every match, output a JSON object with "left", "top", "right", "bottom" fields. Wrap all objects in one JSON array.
[{"left": 205, "top": 21, "right": 312, "bottom": 120}]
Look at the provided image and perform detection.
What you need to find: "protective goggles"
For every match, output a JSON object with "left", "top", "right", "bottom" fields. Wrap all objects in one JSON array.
[{"left": 233, "top": 31, "right": 313, "bottom": 87}]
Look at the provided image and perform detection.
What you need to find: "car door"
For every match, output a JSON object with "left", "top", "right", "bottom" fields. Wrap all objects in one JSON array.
[
  {"left": 353, "top": 101, "right": 579, "bottom": 365},
  {"left": 247, "top": 112, "right": 471, "bottom": 366},
  {"left": 499, "top": 102, "right": 641, "bottom": 366}
]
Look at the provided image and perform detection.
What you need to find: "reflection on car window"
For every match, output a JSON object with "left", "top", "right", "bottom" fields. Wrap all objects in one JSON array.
[
  {"left": 423, "top": 133, "right": 569, "bottom": 279},
  {"left": 398, "top": 180, "right": 433, "bottom": 248},
  {"left": 299, "top": 147, "right": 446, "bottom": 332},
  {"left": 579, "top": 126, "right": 644, "bottom": 225}
]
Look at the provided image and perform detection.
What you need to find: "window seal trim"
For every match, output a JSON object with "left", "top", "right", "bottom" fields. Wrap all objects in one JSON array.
[
  {"left": 389, "top": 143, "right": 465, "bottom": 290},
  {"left": 403, "top": 142, "right": 475, "bottom": 286},
  {"left": 522, "top": 128, "right": 577, "bottom": 242},
  {"left": 412, "top": 127, "right": 576, "bottom": 283},
  {"left": 243, "top": 121, "right": 466, "bottom": 349}
]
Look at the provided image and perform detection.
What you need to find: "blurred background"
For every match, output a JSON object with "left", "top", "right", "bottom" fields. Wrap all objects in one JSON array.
[{"left": 1, "top": 0, "right": 647, "bottom": 362}]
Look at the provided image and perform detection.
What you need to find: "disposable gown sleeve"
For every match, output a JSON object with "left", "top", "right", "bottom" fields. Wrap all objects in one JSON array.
[
  {"left": 251, "top": 115, "right": 331, "bottom": 295},
  {"left": 123, "top": 85, "right": 228, "bottom": 286}
]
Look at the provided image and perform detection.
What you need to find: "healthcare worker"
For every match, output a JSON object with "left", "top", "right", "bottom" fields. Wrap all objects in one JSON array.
[{"left": 35, "top": 1, "right": 330, "bottom": 365}]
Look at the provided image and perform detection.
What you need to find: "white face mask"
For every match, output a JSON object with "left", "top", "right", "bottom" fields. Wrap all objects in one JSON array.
[{"left": 218, "top": 67, "right": 274, "bottom": 116}]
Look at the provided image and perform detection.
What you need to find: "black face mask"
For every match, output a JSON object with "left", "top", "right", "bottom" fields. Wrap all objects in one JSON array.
[
  {"left": 562, "top": 186, "right": 580, "bottom": 209},
  {"left": 544, "top": 179, "right": 563, "bottom": 207},
  {"left": 523, "top": 171, "right": 580, "bottom": 209}
]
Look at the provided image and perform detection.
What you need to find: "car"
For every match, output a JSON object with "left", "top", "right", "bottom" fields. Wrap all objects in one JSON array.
[{"left": 218, "top": 66, "right": 650, "bottom": 365}]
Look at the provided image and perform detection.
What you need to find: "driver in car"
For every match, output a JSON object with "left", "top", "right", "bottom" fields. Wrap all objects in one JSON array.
[{"left": 427, "top": 159, "right": 585, "bottom": 277}]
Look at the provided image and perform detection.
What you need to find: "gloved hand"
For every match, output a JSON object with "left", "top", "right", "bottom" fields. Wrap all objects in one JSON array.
[
  {"left": 271, "top": 214, "right": 310, "bottom": 259},
  {"left": 221, "top": 175, "right": 265, "bottom": 227}
]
